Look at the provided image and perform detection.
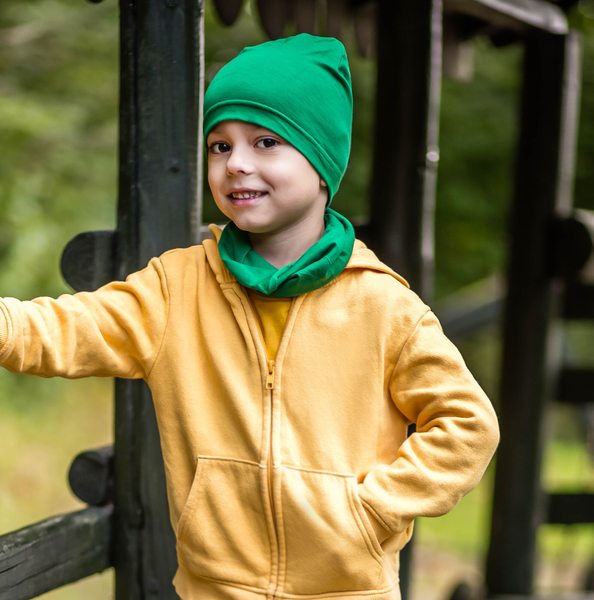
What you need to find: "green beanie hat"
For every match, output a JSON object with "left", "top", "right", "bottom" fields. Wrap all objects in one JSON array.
[{"left": 203, "top": 34, "right": 353, "bottom": 202}]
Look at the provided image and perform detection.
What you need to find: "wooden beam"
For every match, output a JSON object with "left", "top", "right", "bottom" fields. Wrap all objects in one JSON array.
[
  {"left": 444, "top": 0, "right": 568, "bottom": 34},
  {"left": 548, "top": 493, "right": 594, "bottom": 524},
  {"left": 60, "top": 230, "right": 117, "bottom": 292},
  {"left": 114, "top": 1, "right": 203, "bottom": 598},
  {"left": 557, "top": 368, "right": 594, "bottom": 404},
  {"left": 485, "top": 30, "right": 583, "bottom": 597},
  {"left": 368, "top": 0, "right": 442, "bottom": 301},
  {"left": 564, "top": 281, "right": 594, "bottom": 319},
  {"left": 69, "top": 446, "right": 114, "bottom": 506},
  {"left": 0, "top": 507, "right": 112, "bottom": 600}
]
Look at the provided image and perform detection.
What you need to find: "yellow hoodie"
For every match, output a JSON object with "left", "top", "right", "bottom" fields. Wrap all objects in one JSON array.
[{"left": 0, "top": 231, "right": 499, "bottom": 600}]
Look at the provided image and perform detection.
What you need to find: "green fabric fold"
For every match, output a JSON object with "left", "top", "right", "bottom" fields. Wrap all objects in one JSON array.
[{"left": 218, "top": 208, "right": 355, "bottom": 297}]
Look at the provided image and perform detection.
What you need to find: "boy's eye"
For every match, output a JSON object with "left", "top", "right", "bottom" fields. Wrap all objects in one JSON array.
[
  {"left": 209, "top": 142, "right": 231, "bottom": 154},
  {"left": 255, "top": 138, "right": 278, "bottom": 149}
]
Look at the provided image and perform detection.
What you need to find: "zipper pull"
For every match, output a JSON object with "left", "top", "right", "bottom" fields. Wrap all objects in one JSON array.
[{"left": 266, "top": 360, "right": 275, "bottom": 390}]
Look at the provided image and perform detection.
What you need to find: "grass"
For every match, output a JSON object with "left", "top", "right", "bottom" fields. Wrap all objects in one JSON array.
[{"left": 0, "top": 372, "right": 114, "bottom": 599}]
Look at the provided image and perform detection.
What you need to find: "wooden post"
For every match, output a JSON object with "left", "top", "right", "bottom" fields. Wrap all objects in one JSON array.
[
  {"left": 114, "top": 1, "right": 203, "bottom": 598},
  {"left": 485, "top": 30, "right": 582, "bottom": 596},
  {"left": 369, "top": 0, "right": 442, "bottom": 301},
  {"left": 369, "top": 2, "right": 443, "bottom": 598}
]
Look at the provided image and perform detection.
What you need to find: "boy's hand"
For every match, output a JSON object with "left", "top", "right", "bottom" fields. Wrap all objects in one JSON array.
[{"left": 364, "top": 507, "right": 391, "bottom": 545}]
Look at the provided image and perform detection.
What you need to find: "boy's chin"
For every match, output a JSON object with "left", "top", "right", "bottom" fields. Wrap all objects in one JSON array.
[{"left": 231, "top": 218, "right": 273, "bottom": 235}]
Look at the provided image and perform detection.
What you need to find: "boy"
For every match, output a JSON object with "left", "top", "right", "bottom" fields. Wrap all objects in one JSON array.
[{"left": 0, "top": 34, "right": 499, "bottom": 599}]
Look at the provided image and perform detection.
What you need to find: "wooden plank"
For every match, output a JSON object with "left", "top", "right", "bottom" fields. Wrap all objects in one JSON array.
[
  {"left": 564, "top": 281, "right": 594, "bottom": 319},
  {"left": 114, "top": 0, "right": 203, "bottom": 598},
  {"left": 68, "top": 446, "right": 114, "bottom": 506},
  {"left": 548, "top": 494, "right": 594, "bottom": 524},
  {"left": 485, "top": 31, "right": 583, "bottom": 597},
  {"left": 368, "top": 0, "right": 442, "bottom": 301},
  {"left": 551, "top": 214, "right": 593, "bottom": 280},
  {"left": 0, "top": 507, "right": 112, "bottom": 600},
  {"left": 443, "top": 0, "right": 568, "bottom": 34},
  {"left": 60, "top": 230, "right": 117, "bottom": 292},
  {"left": 557, "top": 368, "right": 594, "bottom": 404}
]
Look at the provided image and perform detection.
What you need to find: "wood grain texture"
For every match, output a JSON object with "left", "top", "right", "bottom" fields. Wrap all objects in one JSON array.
[
  {"left": 114, "top": 0, "right": 203, "bottom": 598},
  {"left": 0, "top": 507, "right": 112, "bottom": 600}
]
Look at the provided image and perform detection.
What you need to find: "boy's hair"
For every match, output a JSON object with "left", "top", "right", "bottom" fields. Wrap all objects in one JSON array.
[{"left": 203, "top": 34, "right": 353, "bottom": 202}]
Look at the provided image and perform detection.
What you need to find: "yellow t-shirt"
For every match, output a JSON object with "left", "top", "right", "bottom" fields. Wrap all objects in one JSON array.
[{"left": 246, "top": 289, "right": 292, "bottom": 361}]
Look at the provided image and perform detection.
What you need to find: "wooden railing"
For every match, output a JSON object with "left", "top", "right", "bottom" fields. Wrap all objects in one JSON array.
[{"left": 0, "top": 1, "right": 576, "bottom": 600}]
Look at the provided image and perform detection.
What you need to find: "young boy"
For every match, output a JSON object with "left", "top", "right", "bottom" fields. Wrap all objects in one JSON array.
[{"left": 0, "top": 34, "right": 499, "bottom": 600}]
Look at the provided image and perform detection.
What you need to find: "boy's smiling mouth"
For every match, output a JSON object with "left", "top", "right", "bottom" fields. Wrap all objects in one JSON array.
[{"left": 227, "top": 189, "right": 268, "bottom": 205}]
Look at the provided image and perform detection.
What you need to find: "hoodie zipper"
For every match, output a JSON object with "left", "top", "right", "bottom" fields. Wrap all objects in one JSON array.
[
  {"left": 265, "top": 355, "right": 280, "bottom": 596},
  {"left": 266, "top": 358, "right": 276, "bottom": 528},
  {"left": 257, "top": 296, "right": 299, "bottom": 597},
  {"left": 266, "top": 359, "right": 275, "bottom": 391},
  {"left": 245, "top": 293, "right": 296, "bottom": 596}
]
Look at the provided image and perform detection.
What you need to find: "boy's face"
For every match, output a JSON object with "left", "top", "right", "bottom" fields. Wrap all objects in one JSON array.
[{"left": 207, "top": 120, "right": 328, "bottom": 235}]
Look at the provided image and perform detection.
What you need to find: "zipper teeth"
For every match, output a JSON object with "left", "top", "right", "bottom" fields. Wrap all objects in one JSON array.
[{"left": 246, "top": 293, "right": 298, "bottom": 596}]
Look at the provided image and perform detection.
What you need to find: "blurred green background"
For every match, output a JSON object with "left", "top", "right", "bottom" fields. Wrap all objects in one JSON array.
[{"left": 3, "top": 1, "right": 594, "bottom": 599}]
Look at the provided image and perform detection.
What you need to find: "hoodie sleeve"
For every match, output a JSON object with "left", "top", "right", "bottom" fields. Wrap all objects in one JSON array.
[
  {"left": 0, "top": 257, "right": 169, "bottom": 380},
  {"left": 358, "top": 310, "right": 500, "bottom": 536}
]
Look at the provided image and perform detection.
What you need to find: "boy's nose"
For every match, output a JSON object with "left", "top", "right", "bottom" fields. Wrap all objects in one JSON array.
[{"left": 226, "top": 146, "right": 254, "bottom": 176}]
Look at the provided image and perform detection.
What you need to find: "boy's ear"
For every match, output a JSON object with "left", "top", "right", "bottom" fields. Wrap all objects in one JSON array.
[{"left": 321, "top": 179, "right": 328, "bottom": 188}]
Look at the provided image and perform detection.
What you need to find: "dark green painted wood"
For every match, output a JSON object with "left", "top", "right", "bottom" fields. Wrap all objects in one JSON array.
[
  {"left": 60, "top": 230, "right": 117, "bottom": 292},
  {"left": 551, "top": 214, "right": 594, "bottom": 280},
  {"left": 0, "top": 507, "right": 112, "bottom": 600},
  {"left": 564, "top": 281, "right": 594, "bottom": 318},
  {"left": 548, "top": 493, "right": 594, "bottom": 524},
  {"left": 114, "top": 0, "right": 203, "bottom": 598},
  {"left": 443, "top": 0, "right": 567, "bottom": 34},
  {"left": 368, "top": 0, "right": 442, "bottom": 301},
  {"left": 485, "top": 31, "right": 583, "bottom": 596},
  {"left": 69, "top": 446, "right": 114, "bottom": 507},
  {"left": 557, "top": 368, "right": 594, "bottom": 404}
]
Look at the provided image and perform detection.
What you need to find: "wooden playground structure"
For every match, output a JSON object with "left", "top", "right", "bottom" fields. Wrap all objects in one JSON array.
[{"left": 2, "top": 0, "right": 594, "bottom": 599}]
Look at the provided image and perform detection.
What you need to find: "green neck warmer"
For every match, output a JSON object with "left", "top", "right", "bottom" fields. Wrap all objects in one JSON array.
[{"left": 218, "top": 209, "right": 355, "bottom": 297}]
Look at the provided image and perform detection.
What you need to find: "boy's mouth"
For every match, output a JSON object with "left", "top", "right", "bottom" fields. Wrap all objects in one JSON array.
[
  {"left": 227, "top": 190, "right": 268, "bottom": 206},
  {"left": 228, "top": 191, "right": 266, "bottom": 200}
]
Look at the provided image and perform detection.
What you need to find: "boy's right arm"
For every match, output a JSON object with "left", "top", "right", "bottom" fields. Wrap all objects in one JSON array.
[{"left": 0, "top": 257, "right": 169, "bottom": 380}]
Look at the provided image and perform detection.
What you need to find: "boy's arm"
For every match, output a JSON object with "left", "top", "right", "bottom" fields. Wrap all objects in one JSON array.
[
  {"left": 358, "top": 310, "right": 500, "bottom": 537},
  {"left": 0, "top": 257, "right": 169, "bottom": 380}
]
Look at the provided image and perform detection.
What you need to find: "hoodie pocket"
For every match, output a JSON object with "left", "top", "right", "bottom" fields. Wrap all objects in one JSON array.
[
  {"left": 176, "top": 456, "right": 271, "bottom": 589},
  {"left": 281, "top": 467, "right": 384, "bottom": 594}
]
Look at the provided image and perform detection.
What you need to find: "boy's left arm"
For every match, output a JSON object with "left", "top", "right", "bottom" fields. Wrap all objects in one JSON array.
[{"left": 358, "top": 309, "right": 500, "bottom": 538}]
